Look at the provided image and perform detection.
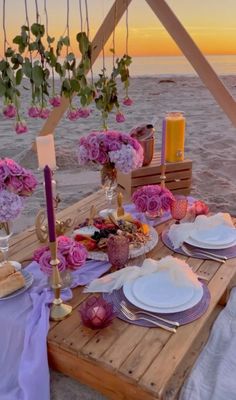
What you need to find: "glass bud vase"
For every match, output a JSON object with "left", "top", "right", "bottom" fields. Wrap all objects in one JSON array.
[
  {"left": 0, "top": 220, "right": 13, "bottom": 267},
  {"left": 100, "top": 163, "right": 117, "bottom": 207}
]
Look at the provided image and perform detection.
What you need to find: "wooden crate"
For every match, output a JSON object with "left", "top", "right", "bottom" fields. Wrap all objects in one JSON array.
[{"left": 117, "top": 152, "right": 192, "bottom": 197}]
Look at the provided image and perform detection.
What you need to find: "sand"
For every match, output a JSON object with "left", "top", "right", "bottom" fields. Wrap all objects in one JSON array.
[{"left": 1, "top": 75, "right": 236, "bottom": 398}]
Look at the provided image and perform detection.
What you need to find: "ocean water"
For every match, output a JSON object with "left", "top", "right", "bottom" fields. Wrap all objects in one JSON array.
[{"left": 93, "top": 54, "right": 236, "bottom": 77}]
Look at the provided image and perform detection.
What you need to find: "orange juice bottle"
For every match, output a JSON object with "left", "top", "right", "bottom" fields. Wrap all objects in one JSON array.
[{"left": 165, "top": 112, "right": 185, "bottom": 162}]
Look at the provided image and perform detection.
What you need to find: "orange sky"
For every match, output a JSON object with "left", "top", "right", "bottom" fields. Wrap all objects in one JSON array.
[{"left": 2, "top": 0, "right": 236, "bottom": 57}]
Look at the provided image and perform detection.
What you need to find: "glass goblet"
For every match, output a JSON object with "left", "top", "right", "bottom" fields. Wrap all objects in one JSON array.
[
  {"left": 107, "top": 235, "right": 129, "bottom": 271},
  {"left": 0, "top": 220, "right": 13, "bottom": 267},
  {"left": 170, "top": 196, "right": 188, "bottom": 224}
]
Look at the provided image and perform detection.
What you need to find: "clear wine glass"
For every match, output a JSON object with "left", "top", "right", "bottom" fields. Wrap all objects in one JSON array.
[
  {"left": 170, "top": 196, "right": 188, "bottom": 224},
  {"left": 0, "top": 221, "right": 13, "bottom": 266}
]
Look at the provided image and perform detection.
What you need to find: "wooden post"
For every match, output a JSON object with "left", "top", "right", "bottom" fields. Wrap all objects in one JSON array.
[
  {"left": 33, "top": 0, "right": 132, "bottom": 150},
  {"left": 146, "top": 0, "right": 236, "bottom": 127}
]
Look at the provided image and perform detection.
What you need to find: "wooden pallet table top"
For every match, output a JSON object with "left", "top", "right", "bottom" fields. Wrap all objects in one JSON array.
[{"left": 6, "top": 190, "right": 236, "bottom": 400}]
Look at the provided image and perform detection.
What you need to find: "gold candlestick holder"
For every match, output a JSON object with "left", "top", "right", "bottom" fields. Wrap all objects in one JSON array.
[
  {"left": 160, "top": 163, "right": 166, "bottom": 188},
  {"left": 49, "top": 241, "right": 72, "bottom": 321}
]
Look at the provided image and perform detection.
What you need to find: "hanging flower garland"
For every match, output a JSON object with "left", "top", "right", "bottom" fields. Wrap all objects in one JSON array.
[{"left": 0, "top": 0, "right": 133, "bottom": 134}]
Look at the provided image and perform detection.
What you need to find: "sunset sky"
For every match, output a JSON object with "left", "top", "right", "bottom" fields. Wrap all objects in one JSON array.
[{"left": 1, "top": 0, "right": 236, "bottom": 57}]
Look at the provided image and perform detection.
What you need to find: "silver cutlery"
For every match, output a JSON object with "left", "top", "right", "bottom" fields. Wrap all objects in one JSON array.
[
  {"left": 120, "top": 303, "right": 177, "bottom": 333},
  {"left": 120, "top": 301, "right": 179, "bottom": 327},
  {"left": 181, "top": 244, "right": 226, "bottom": 263}
]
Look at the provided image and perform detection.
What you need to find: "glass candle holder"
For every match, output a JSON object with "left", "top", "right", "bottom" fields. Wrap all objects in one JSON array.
[
  {"left": 170, "top": 196, "right": 188, "bottom": 223},
  {"left": 79, "top": 296, "right": 116, "bottom": 329}
]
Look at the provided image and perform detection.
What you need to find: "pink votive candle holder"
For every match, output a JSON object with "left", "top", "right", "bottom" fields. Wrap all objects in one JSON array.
[{"left": 79, "top": 296, "right": 116, "bottom": 330}]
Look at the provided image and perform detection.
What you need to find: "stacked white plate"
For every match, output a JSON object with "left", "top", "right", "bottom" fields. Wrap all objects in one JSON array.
[
  {"left": 185, "top": 225, "right": 236, "bottom": 249},
  {"left": 123, "top": 269, "right": 203, "bottom": 313}
]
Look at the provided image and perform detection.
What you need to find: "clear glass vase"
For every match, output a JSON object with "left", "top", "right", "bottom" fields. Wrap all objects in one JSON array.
[
  {"left": 0, "top": 220, "right": 13, "bottom": 267},
  {"left": 100, "top": 163, "right": 117, "bottom": 208}
]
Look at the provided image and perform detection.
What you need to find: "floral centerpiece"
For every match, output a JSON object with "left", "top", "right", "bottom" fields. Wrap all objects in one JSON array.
[
  {"left": 34, "top": 235, "right": 87, "bottom": 276},
  {"left": 77, "top": 130, "right": 143, "bottom": 202},
  {"left": 0, "top": 158, "right": 38, "bottom": 196},
  {"left": 132, "top": 185, "right": 174, "bottom": 219}
]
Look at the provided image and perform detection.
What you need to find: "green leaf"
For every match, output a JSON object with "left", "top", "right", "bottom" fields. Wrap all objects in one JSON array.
[
  {"left": 31, "top": 23, "right": 45, "bottom": 37},
  {"left": 62, "top": 36, "right": 70, "bottom": 46},
  {"left": 0, "top": 79, "right": 6, "bottom": 96},
  {"left": 47, "top": 35, "right": 55, "bottom": 44},
  {"left": 29, "top": 42, "right": 38, "bottom": 51},
  {"left": 80, "top": 94, "right": 87, "bottom": 107},
  {"left": 5, "top": 47, "right": 14, "bottom": 58},
  {"left": 22, "top": 59, "right": 32, "bottom": 78},
  {"left": 32, "top": 65, "right": 44, "bottom": 87},
  {"left": 55, "top": 62, "right": 64, "bottom": 77},
  {"left": 0, "top": 60, "right": 7, "bottom": 71},
  {"left": 6, "top": 67, "right": 15, "bottom": 82},
  {"left": 76, "top": 32, "right": 89, "bottom": 55},
  {"left": 70, "top": 79, "right": 80, "bottom": 92},
  {"left": 13, "top": 35, "right": 22, "bottom": 45},
  {"left": 15, "top": 69, "right": 23, "bottom": 85}
]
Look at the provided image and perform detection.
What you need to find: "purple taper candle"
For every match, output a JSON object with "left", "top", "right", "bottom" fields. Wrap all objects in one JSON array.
[
  {"left": 44, "top": 165, "right": 56, "bottom": 242},
  {"left": 161, "top": 118, "right": 166, "bottom": 165}
]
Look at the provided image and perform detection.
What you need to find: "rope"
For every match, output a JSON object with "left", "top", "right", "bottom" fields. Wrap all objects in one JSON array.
[
  {"left": 3, "top": 0, "right": 7, "bottom": 56},
  {"left": 79, "top": 0, "right": 83, "bottom": 32}
]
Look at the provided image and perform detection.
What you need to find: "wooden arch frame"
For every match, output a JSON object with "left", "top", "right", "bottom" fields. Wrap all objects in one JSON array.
[{"left": 35, "top": 0, "right": 236, "bottom": 145}]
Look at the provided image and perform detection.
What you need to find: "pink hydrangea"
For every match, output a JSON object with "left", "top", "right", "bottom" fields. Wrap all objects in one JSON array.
[
  {"left": 77, "top": 130, "right": 143, "bottom": 174},
  {"left": 3, "top": 104, "right": 17, "bottom": 118},
  {"left": 0, "top": 190, "right": 24, "bottom": 221},
  {"left": 49, "top": 95, "right": 61, "bottom": 107},
  {"left": 15, "top": 120, "right": 28, "bottom": 134}
]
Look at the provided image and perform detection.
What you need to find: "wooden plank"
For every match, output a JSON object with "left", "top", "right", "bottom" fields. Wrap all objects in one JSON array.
[
  {"left": 146, "top": 0, "right": 236, "bottom": 127},
  {"left": 35, "top": 0, "right": 132, "bottom": 141},
  {"left": 140, "top": 258, "right": 235, "bottom": 398},
  {"left": 48, "top": 343, "right": 155, "bottom": 400}
]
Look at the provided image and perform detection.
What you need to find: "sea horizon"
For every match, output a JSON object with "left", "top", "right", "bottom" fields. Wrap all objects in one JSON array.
[{"left": 91, "top": 54, "right": 236, "bottom": 78}]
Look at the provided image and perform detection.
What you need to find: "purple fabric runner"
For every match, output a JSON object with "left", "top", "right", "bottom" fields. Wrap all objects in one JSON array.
[
  {"left": 0, "top": 259, "right": 110, "bottom": 400},
  {"left": 124, "top": 196, "right": 195, "bottom": 227}
]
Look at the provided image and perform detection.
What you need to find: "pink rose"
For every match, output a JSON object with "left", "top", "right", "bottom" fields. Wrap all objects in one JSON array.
[
  {"left": 160, "top": 191, "right": 174, "bottom": 211},
  {"left": 49, "top": 95, "right": 61, "bottom": 107},
  {"left": 192, "top": 200, "right": 209, "bottom": 216},
  {"left": 67, "top": 242, "right": 87, "bottom": 270},
  {"left": 116, "top": 111, "right": 125, "bottom": 123},
  {"left": 4, "top": 158, "right": 24, "bottom": 176},
  {"left": 3, "top": 104, "right": 17, "bottom": 118},
  {"left": 0, "top": 160, "right": 9, "bottom": 183},
  {"left": 15, "top": 120, "right": 28, "bottom": 134},
  {"left": 77, "top": 108, "right": 91, "bottom": 118},
  {"left": 147, "top": 196, "right": 162, "bottom": 213},
  {"left": 21, "top": 172, "right": 38, "bottom": 196},
  {"left": 67, "top": 109, "right": 79, "bottom": 121},
  {"left": 33, "top": 246, "right": 49, "bottom": 263},
  {"left": 39, "top": 107, "right": 50, "bottom": 119},
  {"left": 123, "top": 97, "right": 133, "bottom": 106},
  {"left": 57, "top": 236, "right": 74, "bottom": 255},
  {"left": 28, "top": 106, "right": 40, "bottom": 118},
  {"left": 39, "top": 250, "right": 66, "bottom": 275},
  {"left": 7, "top": 176, "right": 24, "bottom": 194},
  {"left": 89, "top": 146, "right": 100, "bottom": 160},
  {"left": 134, "top": 194, "right": 149, "bottom": 212}
]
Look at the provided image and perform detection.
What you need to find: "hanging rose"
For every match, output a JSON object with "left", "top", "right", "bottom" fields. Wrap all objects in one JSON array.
[
  {"left": 39, "top": 107, "right": 51, "bottom": 119},
  {"left": 116, "top": 110, "right": 125, "bottom": 123},
  {"left": 49, "top": 95, "right": 61, "bottom": 108},
  {"left": 3, "top": 104, "right": 17, "bottom": 119},
  {"left": 123, "top": 97, "right": 133, "bottom": 106},
  {"left": 28, "top": 105, "right": 40, "bottom": 118},
  {"left": 15, "top": 120, "right": 28, "bottom": 134}
]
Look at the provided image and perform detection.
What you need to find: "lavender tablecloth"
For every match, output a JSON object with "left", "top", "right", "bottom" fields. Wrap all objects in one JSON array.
[{"left": 0, "top": 260, "right": 110, "bottom": 400}]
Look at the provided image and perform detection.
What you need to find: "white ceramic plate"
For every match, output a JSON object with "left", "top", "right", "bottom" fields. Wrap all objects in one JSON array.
[
  {"left": 123, "top": 277, "right": 203, "bottom": 313},
  {"left": 86, "top": 226, "right": 158, "bottom": 261},
  {"left": 73, "top": 226, "right": 100, "bottom": 237},
  {"left": 131, "top": 270, "right": 195, "bottom": 308},
  {"left": 185, "top": 236, "right": 236, "bottom": 249},
  {"left": 190, "top": 225, "right": 236, "bottom": 246},
  {"left": 0, "top": 270, "right": 34, "bottom": 301}
]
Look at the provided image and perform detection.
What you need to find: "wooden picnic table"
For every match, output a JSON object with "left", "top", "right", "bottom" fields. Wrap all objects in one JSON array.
[{"left": 6, "top": 190, "right": 236, "bottom": 400}]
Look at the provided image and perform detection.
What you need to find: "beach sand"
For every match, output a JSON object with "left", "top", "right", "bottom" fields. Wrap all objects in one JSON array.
[{"left": 1, "top": 75, "right": 236, "bottom": 399}]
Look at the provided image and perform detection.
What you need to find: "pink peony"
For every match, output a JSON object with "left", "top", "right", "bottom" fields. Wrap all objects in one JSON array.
[
  {"left": 15, "top": 120, "right": 28, "bottom": 134},
  {"left": 67, "top": 242, "right": 87, "bottom": 270},
  {"left": 3, "top": 104, "right": 17, "bottom": 118},
  {"left": 57, "top": 236, "right": 74, "bottom": 255},
  {"left": 123, "top": 97, "right": 133, "bottom": 106},
  {"left": 39, "top": 107, "right": 50, "bottom": 119},
  {"left": 49, "top": 95, "right": 61, "bottom": 107},
  {"left": 38, "top": 250, "right": 66, "bottom": 275},
  {"left": 28, "top": 106, "right": 40, "bottom": 118},
  {"left": 116, "top": 111, "right": 125, "bottom": 123}
]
